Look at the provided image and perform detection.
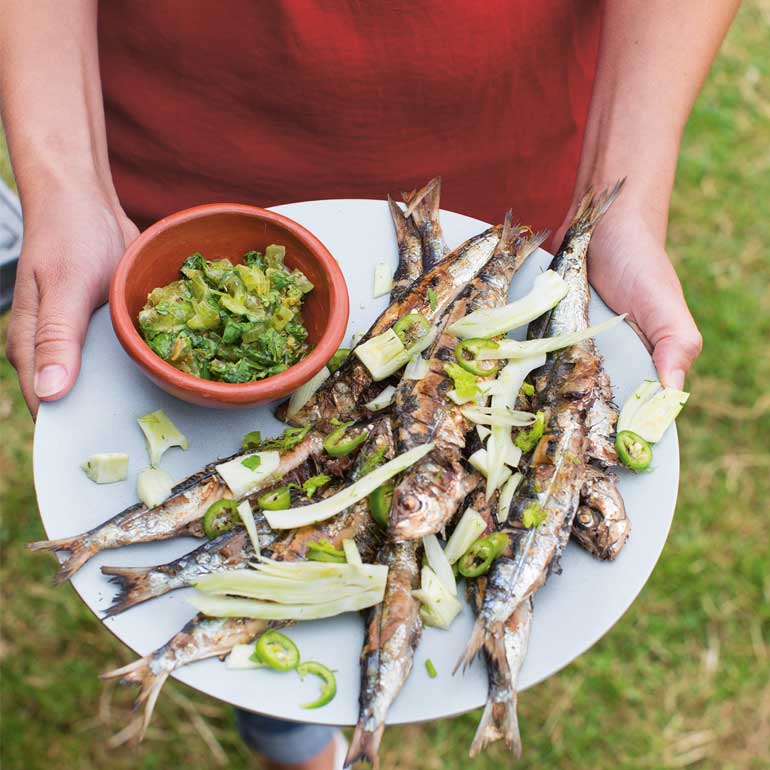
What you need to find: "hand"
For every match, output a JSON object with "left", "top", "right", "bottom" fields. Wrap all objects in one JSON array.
[
  {"left": 552, "top": 205, "right": 702, "bottom": 390},
  {"left": 6, "top": 176, "right": 139, "bottom": 416}
]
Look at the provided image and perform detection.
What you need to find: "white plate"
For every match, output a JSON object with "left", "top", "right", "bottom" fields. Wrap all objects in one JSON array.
[{"left": 33, "top": 199, "right": 678, "bottom": 726}]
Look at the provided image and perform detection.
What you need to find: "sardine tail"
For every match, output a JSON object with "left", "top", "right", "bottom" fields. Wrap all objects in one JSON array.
[
  {"left": 469, "top": 697, "right": 521, "bottom": 758},
  {"left": 344, "top": 722, "right": 385, "bottom": 768},
  {"left": 100, "top": 565, "right": 158, "bottom": 617},
  {"left": 27, "top": 535, "right": 96, "bottom": 584},
  {"left": 568, "top": 179, "right": 626, "bottom": 237},
  {"left": 105, "top": 668, "right": 170, "bottom": 746},
  {"left": 102, "top": 654, "right": 169, "bottom": 745},
  {"left": 402, "top": 176, "right": 440, "bottom": 219}
]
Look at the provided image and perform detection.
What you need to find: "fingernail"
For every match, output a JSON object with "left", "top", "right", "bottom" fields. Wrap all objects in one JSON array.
[
  {"left": 34, "top": 364, "right": 68, "bottom": 398},
  {"left": 666, "top": 369, "right": 686, "bottom": 390}
]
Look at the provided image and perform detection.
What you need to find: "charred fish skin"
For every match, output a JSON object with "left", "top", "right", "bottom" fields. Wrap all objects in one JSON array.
[
  {"left": 388, "top": 195, "right": 424, "bottom": 302},
  {"left": 459, "top": 184, "right": 623, "bottom": 671},
  {"left": 346, "top": 540, "right": 422, "bottom": 769},
  {"left": 28, "top": 431, "right": 325, "bottom": 583},
  {"left": 101, "top": 614, "right": 272, "bottom": 745},
  {"left": 390, "top": 221, "right": 546, "bottom": 541},
  {"left": 529, "top": 182, "right": 625, "bottom": 464},
  {"left": 572, "top": 466, "right": 630, "bottom": 560},
  {"left": 278, "top": 223, "right": 503, "bottom": 427}
]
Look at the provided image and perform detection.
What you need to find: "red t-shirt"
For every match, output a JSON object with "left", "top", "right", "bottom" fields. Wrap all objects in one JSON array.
[{"left": 98, "top": 1, "right": 600, "bottom": 232}]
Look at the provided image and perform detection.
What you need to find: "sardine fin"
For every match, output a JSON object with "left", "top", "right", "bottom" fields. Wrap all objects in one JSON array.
[
  {"left": 387, "top": 195, "right": 407, "bottom": 241},
  {"left": 402, "top": 176, "right": 440, "bottom": 219},
  {"left": 454, "top": 615, "right": 488, "bottom": 674},
  {"left": 345, "top": 722, "right": 385, "bottom": 769}
]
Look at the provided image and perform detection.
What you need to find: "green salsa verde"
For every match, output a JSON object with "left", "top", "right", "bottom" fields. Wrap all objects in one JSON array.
[{"left": 138, "top": 245, "right": 314, "bottom": 383}]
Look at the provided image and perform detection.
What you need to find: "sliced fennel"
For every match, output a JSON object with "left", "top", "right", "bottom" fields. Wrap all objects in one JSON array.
[
  {"left": 364, "top": 385, "right": 396, "bottom": 411},
  {"left": 355, "top": 325, "right": 437, "bottom": 381},
  {"left": 412, "top": 566, "right": 463, "bottom": 630},
  {"left": 404, "top": 354, "right": 429, "bottom": 380},
  {"left": 476, "top": 425, "right": 491, "bottom": 441},
  {"left": 373, "top": 262, "right": 393, "bottom": 298},
  {"left": 443, "top": 507, "right": 487, "bottom": 564},
  {"left": 497, "top": 472, "right": 523, "bottom": 523},
  {"left": 136, "top": 467, "right": 174, "bottom": 508},
  {"left": 617, "top": 380, "right": 689, "bottom": 443},
  {"left": 485, "top": 356, "right": 545, "bottom": 497},
  {"left": 226, "top": 642, "right": 263, "bottom": 670},
  {"left": 447, "top": 270, "right": 568, "bottom": 339},
  {"left": 263, "top": 442, "right": 434, "bottom": 529},
  {"left": 461, "top": 405, "right": 536, "bottom": 427},
  {"left": 354, "top": 328, "right": 405, "bottom": 380},
  {"left": 342, "top": 538, "right": 363, "bottom": 567},
  {"left": 468, "top": 448, "right": 513, "bottom": 489},
  {"left": 190, "top": 589, "right": 385, "bottom": 621},
  {"left": 468, "top": 448, "right": 490, "bottom": 476},
  {"left": 81, "top": 453, "right": 128, "bottom": 484},
  {"left": 477, "top": 314, "right": 626, "bottom": 360},
  {"left": 237, "top": 499, "right": 261, "bottom": 556},
  {"left": 422, "top": 534, "right": 456, "bottom": 595},
  {"left": 137, "top": 409, "right": 189, "bottom": 467},
  {"left": 616, "top": 380, "right": 660, "bottom": 429},
  {"left": 286, "top": 366, "right": 330, "bottom": 418},
  {"left": 216, "top": 451, "right": 281, "bottom": 499},
  {"left": 196, "top": 574, "right": 380, "bottom": 603},
  {"left": 253, "top": 558, "right": 381, "bottom": 583}
]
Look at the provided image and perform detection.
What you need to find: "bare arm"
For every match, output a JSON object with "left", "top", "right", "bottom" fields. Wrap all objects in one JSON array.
[
  {"left": 560, "top": 0, "right": 739, "bottom": 387},
  {"left": 1, "top": 0, "right": 137, "bottom": 414}
]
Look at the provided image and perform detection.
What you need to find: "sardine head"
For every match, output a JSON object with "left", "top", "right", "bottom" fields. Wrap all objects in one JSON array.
[{"left": 388, "top": 484, "right": 445, "bottom": 541}]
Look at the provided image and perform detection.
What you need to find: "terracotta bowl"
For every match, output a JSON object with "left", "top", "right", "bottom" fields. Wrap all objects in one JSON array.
[{"left": 109, "top": 203, "right": 349, "bottom": 408}]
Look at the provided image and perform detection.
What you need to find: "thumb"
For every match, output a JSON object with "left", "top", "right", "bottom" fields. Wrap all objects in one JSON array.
[
  {"left": 649, "top": 311, "right": 703, "bottom": 391},
  {"left": 33, "top": 275, "right": 96, "bottom": 402}
]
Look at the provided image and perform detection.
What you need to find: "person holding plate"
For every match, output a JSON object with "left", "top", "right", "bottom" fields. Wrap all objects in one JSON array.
[{"left": 0, "top": 2, "right": 737, "bottom": 769}]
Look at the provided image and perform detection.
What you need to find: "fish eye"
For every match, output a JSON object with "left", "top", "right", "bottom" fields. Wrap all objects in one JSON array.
[
  {"left": 400, "top": 494, "right": 422, "bottom": 513},
  {"left": 576, "top": 510, "right": 596, "bottom": 528}
]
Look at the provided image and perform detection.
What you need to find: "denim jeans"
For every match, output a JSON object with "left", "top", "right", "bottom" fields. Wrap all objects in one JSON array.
[{"left": 235, "top": 708, "right": 336, "bottom": 764}]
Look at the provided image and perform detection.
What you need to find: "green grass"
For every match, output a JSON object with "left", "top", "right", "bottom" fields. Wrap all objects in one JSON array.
[{"left": 2, "top": 4, "right": 769, "bottom": 768}]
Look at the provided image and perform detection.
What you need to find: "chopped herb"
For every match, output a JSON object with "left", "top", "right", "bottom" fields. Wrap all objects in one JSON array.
[
  {"left": 301, "top": 474, "right": 332, "bottom": 498},
  {"left": 139, "top": 246, "right": 313, "bottom": 383},
  {"left": 356, "top": 446, "right": 387, "bottom": 480},
  {"left": 307, "top": 539, "right": 346, "bottom": 563},
  {"left": 241, "top": 431, "right": 263, "bottom": 450},
  {"left": 445, "top": 362, "right": 480, "bottom": 401},
  {"left": 427, "top": 287, "right": 437, "bottom": 311},
  {"left": 520, "top": 382, "right": 535, "bottom": 397},
  {"left": 259, "top": 425, "right": 312, "bottom": 452},
  {"left": 522, "top": 502, "right": 547, "bottom": 529},
  {"left": 514, "top": 410, "right": 545, "bottom": 453},
  {"left": 425, "top": 659, "right": 438, "bottom": 678},
  {"left": 241, "top": 455, "right": 263, "bottom": 471}
]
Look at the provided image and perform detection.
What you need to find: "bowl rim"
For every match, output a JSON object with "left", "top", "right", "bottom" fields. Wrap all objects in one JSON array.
[{"left": 109, "top": 202, "right": 349, "bottom": 405}]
